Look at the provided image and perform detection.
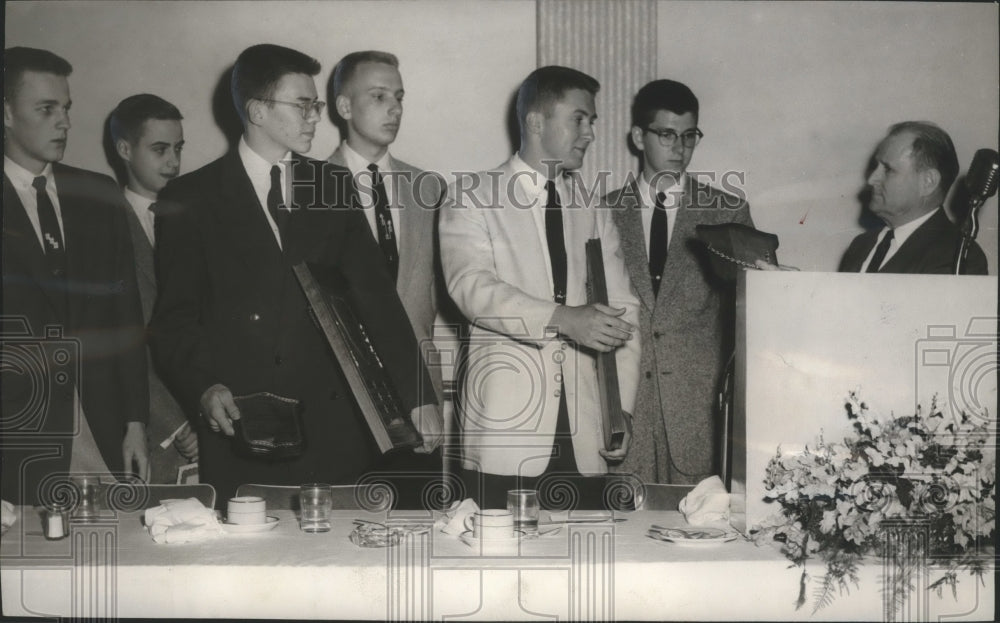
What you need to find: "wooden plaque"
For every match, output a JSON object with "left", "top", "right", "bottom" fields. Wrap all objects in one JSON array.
[
  {"left": 293, "top": 263, "right": 422, "bottom": 453},
  {"left": 585, "top": 239, "right": 627, "bottom": 451}
]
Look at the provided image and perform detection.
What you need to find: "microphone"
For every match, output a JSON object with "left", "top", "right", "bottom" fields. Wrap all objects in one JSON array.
[
  {"left": 954, "top": 148, "right": 998, "bottom": 274},
  {"left": 964, "top": 148, "right": 999, "bottom": 203}
]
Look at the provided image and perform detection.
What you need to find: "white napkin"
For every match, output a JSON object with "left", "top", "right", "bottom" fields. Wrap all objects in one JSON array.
[
  {"left": 144, "top": 497, "right": 224, "bottom": 544},
  {"left": 679, "top": 476, "right": 731, "bottom": 525},
  {"left": 435, "top": 498, "right": 479, "bottom": 535},
  {"left": 1, "top": 499, "right": 16, "bottom": 534}
]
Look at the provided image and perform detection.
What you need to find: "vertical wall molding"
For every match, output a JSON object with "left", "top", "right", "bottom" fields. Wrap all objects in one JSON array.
[{"left": 538, "top": 0, "right": 657, "bottom": 193}]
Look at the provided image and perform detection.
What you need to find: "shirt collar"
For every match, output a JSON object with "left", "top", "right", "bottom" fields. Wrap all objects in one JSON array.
[
  {"left": 123, "top": 187, "right": 155, "bottom": 212},
  {"left": 890, "top": 207, "right": 940, "bottom": 245},
  {"left": 4, "top": 155, "right": 53, "bottom": 188},
  {"left": 511, "top": 152, "right": 567, "bottom": 203},
  {"left": 238, "top": 136, "right": 290, "bottom": 179},
  {"left": 638, "top": 170, "right": 685, "bottom": 209},
  {"left": 341, "top": 142, "right": 391, "bottom": 176}
]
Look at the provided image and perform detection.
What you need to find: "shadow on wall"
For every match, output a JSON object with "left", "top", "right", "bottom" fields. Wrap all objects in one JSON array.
[
  {"left": 101, "top": 113, "right": 126, "bottom": 188},
  {"left": 213, "top": 65, "right": 243, "bottom": 151},
  {"left": 505, "top": 88, "right": 519, "bottom": 155}
]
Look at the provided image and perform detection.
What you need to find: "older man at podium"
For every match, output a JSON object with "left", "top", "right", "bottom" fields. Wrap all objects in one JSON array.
[{"left": 839, "top": 121, "right": 988, "bottom": 275}]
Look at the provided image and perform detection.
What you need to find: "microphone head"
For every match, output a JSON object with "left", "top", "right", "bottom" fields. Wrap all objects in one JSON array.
[{"left": 965, "top": 148, "right": 1000, "bottom": 201}]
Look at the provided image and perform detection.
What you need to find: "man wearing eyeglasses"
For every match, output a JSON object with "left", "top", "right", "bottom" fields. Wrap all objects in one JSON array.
[
  {"left": 604, "top": 79, "right": 753, "bottom": 484},
  {"left": 151, "top": 44, "right": 439, "bottom": 505}
]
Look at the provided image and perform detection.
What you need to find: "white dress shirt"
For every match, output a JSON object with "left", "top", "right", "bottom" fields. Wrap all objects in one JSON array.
[
  {"left": 124, "top": 187, "right": 157, "bottom": 245},
  {"left": 860, "top": 207, "right": 940, "bottom": 272},
  {"left": 637, "top": 171, "right": 684, "bottom": 260},
  {"left": 510, "top": 152, "right": 572, "bottom": 289},
  {"left": 4, "top": 155, "right": 65, "bottom": 248},
  {"left": 339, "top": 142, "right": 401, "bottom": 248},
  {"left": 238, "top": 137, "right": 289, "bottom": 249}
]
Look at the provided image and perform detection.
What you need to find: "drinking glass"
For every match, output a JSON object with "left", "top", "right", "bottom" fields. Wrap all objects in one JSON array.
[
  {"left": 299, "top": 483, "right": 333, "bottom": 533},
  {"left": 507, "top": 489, "right": 539, "bottom": 535}
]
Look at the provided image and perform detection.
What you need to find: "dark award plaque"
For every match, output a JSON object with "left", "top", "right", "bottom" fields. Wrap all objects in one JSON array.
[
  {"left": 585, "top": 239, "right": 627, "bottom": 451},
  {"left": 292, "top": 262, "right": 422, "bottom": 453}
]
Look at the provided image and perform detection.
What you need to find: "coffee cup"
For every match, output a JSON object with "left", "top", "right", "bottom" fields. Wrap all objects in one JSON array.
[
  {"left": 227, "top": 496, "right": 266, "bottom": 525},
  {"left": 464, "top": 509, "right": 514, "bottom": 539}
]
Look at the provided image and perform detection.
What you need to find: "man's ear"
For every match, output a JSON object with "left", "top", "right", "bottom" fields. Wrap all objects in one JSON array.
[
  {"left": 3, "top": 100, "right": 13, "bottom": 130},
  {"left": 525, "top": 110, "right": 544, "bottom": 136},
  {"left": 920, "top": 167, "right": 942, "bottom": 199},
  {"left": 335, "top": 94, "right": 351, "bottom": 120},
  {"left": 115, "top": 138, "right": 131, "bottom": 163},
  {"left": 630, "top": 125, "right": 646, "bottom": 153},
  {"left": 246, "top": 99, "right": 265, "bottom": 126}
]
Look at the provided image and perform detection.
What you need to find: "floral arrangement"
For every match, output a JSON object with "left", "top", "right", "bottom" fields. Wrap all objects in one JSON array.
[{"left": 752, "top": 391, "right": 995, "bottom": 614}]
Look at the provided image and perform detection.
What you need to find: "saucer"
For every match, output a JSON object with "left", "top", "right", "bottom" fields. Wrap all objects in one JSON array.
[
  {"left": 222, "top": 516, "right": 280, "bottom": 534},
  {"left": 459, "top": 530, "right": 524, "bottom": 548}
]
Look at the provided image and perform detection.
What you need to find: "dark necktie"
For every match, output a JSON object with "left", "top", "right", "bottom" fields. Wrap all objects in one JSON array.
[
  {"left": 149, "top": 201, "right": 163, "bottom": 245},
  {"left": 865, "top": 229, "right": 894, "bottom": 273},
  {"left": 267, "top": 164, "right": 289, "bottom": 239},
  {"left": 368, "top": 163, "right": 399, "bottom": 282},
  {"left": 32, "top": 176, "right": 67, "bottom": 280},
  {"left": 544, "top": 180, "right": 567, "bottom": 305},
  {"left": 648, "top": 191, "right": 668, "bottom": 297}
]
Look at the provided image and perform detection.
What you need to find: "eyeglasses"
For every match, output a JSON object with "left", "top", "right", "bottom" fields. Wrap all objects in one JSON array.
[
  {"left": 257, "top": 98, "right": 326, "bottom": 120},
  {"left": 643, "top": 127, "right": 704, "bottom": 149}
]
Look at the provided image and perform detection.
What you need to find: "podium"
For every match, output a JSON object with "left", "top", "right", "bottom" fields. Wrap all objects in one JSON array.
[{"left": 731, "top": 271, "right": 997, "bottom": 533}]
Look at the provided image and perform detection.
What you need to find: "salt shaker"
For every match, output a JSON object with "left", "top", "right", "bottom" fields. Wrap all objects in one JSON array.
[{"left": 43, "top": 504, "right": 69, "bottom": 540}]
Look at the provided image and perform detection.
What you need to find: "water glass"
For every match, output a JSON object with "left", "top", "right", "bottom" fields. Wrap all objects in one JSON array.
[
  {"left": 71, "top": 476, "right": 103, "bottom": 521},
  {"left": 507, "top": 489, "right": 539, "bottom": 535},
  {"left": 299, "top": 483, "right": 333, "bottom": 533}
]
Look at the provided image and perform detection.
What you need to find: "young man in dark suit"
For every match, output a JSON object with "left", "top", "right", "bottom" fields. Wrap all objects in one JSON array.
[
  {"left": 109, "top": 94, "right": 198, "bottom": 484},
  {"left": 2, "top": 47, "right": 149, "bottom": 504},
  {"left": 604, "top": 80, "right": 753, "bottom": 484},
  {"left": 150, "top": 44, "right": 440, "bottom": 505},
  {"left": 839, "top": 121, "right": 988, "bottom": 275}
]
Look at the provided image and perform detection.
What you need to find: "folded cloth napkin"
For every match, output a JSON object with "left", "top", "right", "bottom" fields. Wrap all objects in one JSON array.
[
  {"left": 679, "top": 476, "right": 731, "bottom": 525},
  {"left": 435, "top": 498, "right": 480, "bottom": 536},
  {"left": 144, "top": 498, "right": 224, "bottom": 544},
  {"left": 1, "top": 499, "right": 16, "bottom": 534}
]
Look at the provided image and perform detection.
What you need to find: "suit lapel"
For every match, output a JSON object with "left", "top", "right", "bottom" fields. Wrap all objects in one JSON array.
[
  {"left": 122, "top": 200, "right": 156, "bottom": 318},
  {"left": 218, "top": 151, "right": 284, "bottom": 261},
  {"left": 613, "top": 181, "right": 655, "bottom": 310},
  {"left": 880, "top": 209, "right": 947, "bottom": 273},
  {"left": 391, "top": 156, "right": 422, "bottom": 297},
  {"left": 656, "top": 183, "right": 696, "bottom": 304},
  {"left": 2, "top": 174, "right": 68, "bottom": 316}
]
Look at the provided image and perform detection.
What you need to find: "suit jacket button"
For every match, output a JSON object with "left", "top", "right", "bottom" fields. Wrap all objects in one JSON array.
[
  {"left": 554, "top": 389, "right": 561, "bottom": 398},
  {"left": 250, "top": 313, "right": 261, "bottom": 321},
  {"left": 653, "top": 331, "right": 662, "bottom": 339},
  {"left": 274, "top": 355, "right": 282, "bottom": 365},
  {"left": 645, "top": 371, "right": 652, "bottom": 379}
]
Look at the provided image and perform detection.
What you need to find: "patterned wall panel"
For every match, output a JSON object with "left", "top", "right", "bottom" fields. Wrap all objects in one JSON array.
[{"left": 538, "top": 0, "right": 657, "bottom": 195}]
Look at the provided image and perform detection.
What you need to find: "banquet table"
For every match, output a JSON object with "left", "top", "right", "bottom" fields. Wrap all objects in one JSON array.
[{"left": 1, "top": 505, "right": 993, "bottom": 620}]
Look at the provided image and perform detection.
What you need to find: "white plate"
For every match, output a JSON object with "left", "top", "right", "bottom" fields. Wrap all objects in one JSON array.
[
  {"left": 222, "top": 516, "right": 280, "bottom": 534},
  {"left": 647, "top": 526, "right": 737, "bottom": 546}
]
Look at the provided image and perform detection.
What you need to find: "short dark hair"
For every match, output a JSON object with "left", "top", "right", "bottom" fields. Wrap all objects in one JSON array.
[
  {"left": 109, "top": 94, "right": 183, "bottom": 146},
  {"left": 230, "top": 43, "right": 321, "bottom": 124},
  {"left": 631, "top": 79, "right": 698, "bottom": 128},
  {"left": 888, "top": 121, "right": 959, "bottom": 199},
  {"left": 515, "top": 65, "right": 600, "bottom": 130},
  {"left": 3, "top": 47, "right": 73, "bottom": 102},
  {"left": 331, "top": 50, "right": 399, "bottom": 101}
]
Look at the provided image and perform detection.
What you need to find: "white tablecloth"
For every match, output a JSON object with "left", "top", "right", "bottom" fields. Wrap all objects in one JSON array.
[{"left": 1, "top": 506, "right": 993, "bottom": 620}]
